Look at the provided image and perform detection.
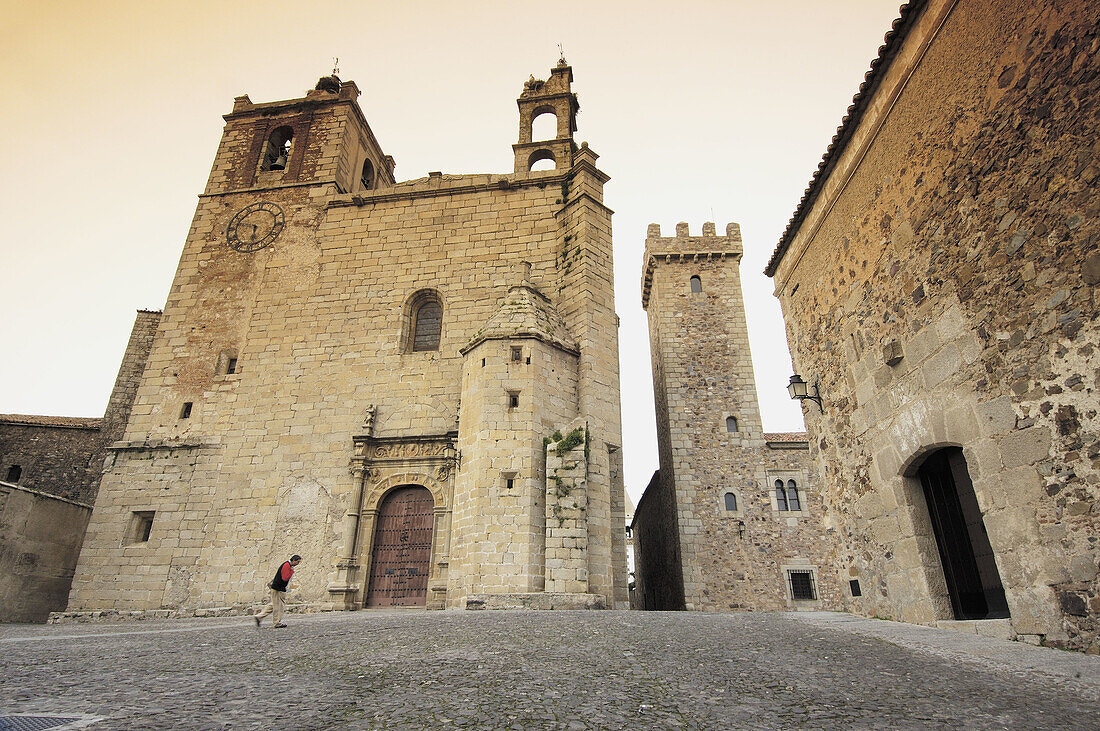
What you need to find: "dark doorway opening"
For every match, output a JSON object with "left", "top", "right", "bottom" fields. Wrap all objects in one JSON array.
[
  {"left": 366, "top": 485, "right": 434, "bottom": 608},
  {"left": 917, "top": 448, "right": 1009, "bottom": 620}
]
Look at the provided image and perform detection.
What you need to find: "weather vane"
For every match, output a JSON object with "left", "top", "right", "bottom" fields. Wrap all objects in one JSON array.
[{"left": 333, "top": 57, "right": 340, "bottom": 76}]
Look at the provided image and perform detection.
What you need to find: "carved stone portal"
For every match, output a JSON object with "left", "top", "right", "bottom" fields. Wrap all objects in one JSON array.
[{"left": 328, "top": 431, "right": 458, "bottom": 610}]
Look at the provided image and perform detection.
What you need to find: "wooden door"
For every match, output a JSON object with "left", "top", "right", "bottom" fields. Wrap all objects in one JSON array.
[
  {"left": 366, "top": 486, "right": 434, "bottom": 607},
  {"left": 918, "top": 448, "right": 1008, "bottom": 620}
]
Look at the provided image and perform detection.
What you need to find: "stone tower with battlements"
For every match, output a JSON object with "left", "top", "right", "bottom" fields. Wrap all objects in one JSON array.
[
  {"left": 66, "top": 63, "right": 627, "bottom": 613},
  {"left": 634, "top": 222, "right": 841, "bottom": 612}
]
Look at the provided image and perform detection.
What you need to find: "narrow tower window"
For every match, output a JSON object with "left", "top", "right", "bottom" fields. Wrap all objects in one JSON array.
[
  {"left": 690, "top": 275, "right": 702, "bottom": 293},
  {"left": 726, "top": 416, "right": 738, "bottom": 433},
  {"left": 262, "top": 126, "right": 294, "bottom": 171},
  {"left": 511, "top": 346, "right": 523, "bottom": 362},
  {"left": 180, "top": 402, "right": 193, "bottom": 419},
  {"left": 360, "top": 159, "right": 375, "bottom": 191},
  {"left": 723, "top": 492, "right": 738, "bottom": 512},
  {"left": 5, "top": 465, "right": 21, "bottom": 483},
  {"left": 217, "top": 349, "right": 238, "bottom": 376}
]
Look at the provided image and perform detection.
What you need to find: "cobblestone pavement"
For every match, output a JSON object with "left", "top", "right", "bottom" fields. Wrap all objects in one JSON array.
[{"left": 2, "top": 610, "right": 1099, "bottom": 730}]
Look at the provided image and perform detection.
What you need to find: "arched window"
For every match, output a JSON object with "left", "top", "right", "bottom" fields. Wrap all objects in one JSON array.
[
  {"left": 262, "top": 126, "right": 294, "bottom": 171},
  {"left": 726, "top": 416, "right": 738, "bottom": 433},
  {"left": 528, "top": 149, "right": 556, "bottom": 172},
  {"left": 690, "top": 275, "right": 702, "bottom": 293},
  {"left": 6, "top": 464, "right": 21, "bottom": 483},
  {"left": 412, "top": 300, "right": 443, "bottom": 351},
  {"left": 723, "top": 492, "right": 737, "bottom": 512},
  {"left": 787, "top": 480, "right": 801, "bottom": 512},
  {"left": 360, "top": 158, "right": 374, "bottom": 191},
  {"left": 531, "top": 109, "right": 557, "bottom": 142},
  {"left": 775, "top": 479, "right": 788, "bottom": 511}
]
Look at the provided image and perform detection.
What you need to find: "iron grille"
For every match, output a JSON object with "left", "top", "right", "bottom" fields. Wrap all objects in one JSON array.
[{"left": 788, "top": 569, "right": 817, "bottom": 600}]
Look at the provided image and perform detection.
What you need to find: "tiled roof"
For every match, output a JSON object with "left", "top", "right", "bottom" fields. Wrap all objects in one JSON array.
[
  {"left": 765, "top": 1, "right": 926, "bottom": 277},
  {"left": 0, "top": 414, "right": 102, "bottom": 429},
  {"left": 764, "top": 431, "right": 809, "bottom": 443}
]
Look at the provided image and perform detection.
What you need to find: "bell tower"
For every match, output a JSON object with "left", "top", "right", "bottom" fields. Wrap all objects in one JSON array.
[{"left": 512, "top": 58, "right": 579, "bottom": 173}]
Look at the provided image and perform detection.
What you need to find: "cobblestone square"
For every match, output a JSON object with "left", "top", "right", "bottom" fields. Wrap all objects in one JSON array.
[{"left": 2, "top": 611, "right": 1098, "bottom": 729}]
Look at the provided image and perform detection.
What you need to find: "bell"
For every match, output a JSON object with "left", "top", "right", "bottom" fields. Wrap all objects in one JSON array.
[{"left": 270, "top": 151, "right": 288, "bottom": 171}]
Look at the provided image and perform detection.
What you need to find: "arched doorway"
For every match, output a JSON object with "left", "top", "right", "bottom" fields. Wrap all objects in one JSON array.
[
  {"left": 366, "top": 486, "right": 434, "bottom": 607},
  {"left": 916, "top": 448, "right": 1009, "bottom": 620}
]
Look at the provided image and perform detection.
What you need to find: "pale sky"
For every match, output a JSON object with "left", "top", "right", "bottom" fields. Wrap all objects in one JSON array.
[{"left": 0, "top": 1, "right": 902, "bottom": 503}]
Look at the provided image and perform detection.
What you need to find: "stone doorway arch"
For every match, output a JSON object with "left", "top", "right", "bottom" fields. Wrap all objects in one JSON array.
[
  {"left": 915, "top": 447, "right": 1009, "bottom": 620},
  {"left": 365, "top": 485, "right": 435, "bottom": 607}
]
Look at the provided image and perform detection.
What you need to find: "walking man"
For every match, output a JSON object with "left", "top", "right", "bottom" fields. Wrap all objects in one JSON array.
[{"left": 254, "top": 554, "right": 301, "bottom": 628}]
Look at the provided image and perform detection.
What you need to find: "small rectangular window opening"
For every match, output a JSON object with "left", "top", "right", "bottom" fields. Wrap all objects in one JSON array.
[
  {"left": 481, "top": 358, "right": 486, "bottom": 367},
  {"left": 129, "top": 511, "right": 155, "bottom": 544},
  {"left": 502, "top": 472, "right": 517, "bottom": 490},
  {"left": 507, "top": 391, "right": 520, "bottom": 409},
  {"left": 180, "top": 402, "right": 193, "bottom": 419},
  {"left": 789, "top": 570, "right": 817, "bottom": 601},
  {"left": 849, "top": 579, "right": 862, "bottom": 597},
  {"left": 510, "top": 346, "right": 523, "bottom": 362},
  {"left": 226, "top": 358, "right": 237, "bottom": 375}
]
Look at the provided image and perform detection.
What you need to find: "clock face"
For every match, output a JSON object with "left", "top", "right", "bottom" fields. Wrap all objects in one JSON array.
[{"left": 226, "top": 202, "right": 284, "bottom": 252}]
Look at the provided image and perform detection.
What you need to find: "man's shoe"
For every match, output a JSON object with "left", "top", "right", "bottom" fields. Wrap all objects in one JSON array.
[
  {"left": 273, "top": 623, "right": 288, "bottom": 628},
  {"left": 254, "top": 615, "right": 261, "bottom": 627}
]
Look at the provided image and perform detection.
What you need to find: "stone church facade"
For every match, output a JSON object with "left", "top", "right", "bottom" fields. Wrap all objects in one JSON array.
[
  {"left": 768, "top": 0, "right": 1099, "bottom": 651},
  {"left": 67, "top": 61, "right": 629, "bottom": 613},
  {"left": 632, "top": 223, "right": 841, "bottom": 612}
]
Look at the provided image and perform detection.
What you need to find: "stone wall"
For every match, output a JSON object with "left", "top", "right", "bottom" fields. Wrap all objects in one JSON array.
[
  {"left": 769, "top": 0, "right": 1099, "bottom": 650},
  {"left": 631, "top": 470, "right": 684, "bottom": 610},
  {"left": 640, "top": 223, "right": 841, "bottom": 611},
  {"left": 0, "top": 481, "right": 91, "bottom": 622},
  {"left": 0, "top": 418, "right": 101, "bottom": 503}
]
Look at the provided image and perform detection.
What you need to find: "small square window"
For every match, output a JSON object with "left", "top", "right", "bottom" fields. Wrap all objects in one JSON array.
[
  {"left": 788, "top": 570, "right": 817, "bottom": 601},
  {"left": 180, "top": 402, "right": 193, "bottom": 419},
  {"left": 511, "top": 346, "right": 523, "bottom": 362},
  {"left": 127, "top": 511, "right": 155, "bottom": 544},
  {"left": 507, "top": 391, "right": 520, "bottom": 409}
]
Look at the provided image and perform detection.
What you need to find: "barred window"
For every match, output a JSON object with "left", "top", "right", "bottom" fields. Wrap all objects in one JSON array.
[{"left": 788, "top": 570, "right": 817, "bottom": 601}]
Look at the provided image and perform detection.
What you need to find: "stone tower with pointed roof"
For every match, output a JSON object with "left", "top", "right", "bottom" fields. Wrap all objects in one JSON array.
[{"left": 66, "top": 63, "right": 628, "bottom": 614}]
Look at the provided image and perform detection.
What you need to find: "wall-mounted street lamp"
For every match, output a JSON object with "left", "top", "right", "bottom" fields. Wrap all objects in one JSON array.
[
  {"left": 737, "top": 520, "right": 746, "bottom": 540},
  {"left": 787, "top": 374, "right": 823, "bottom": 413}
]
